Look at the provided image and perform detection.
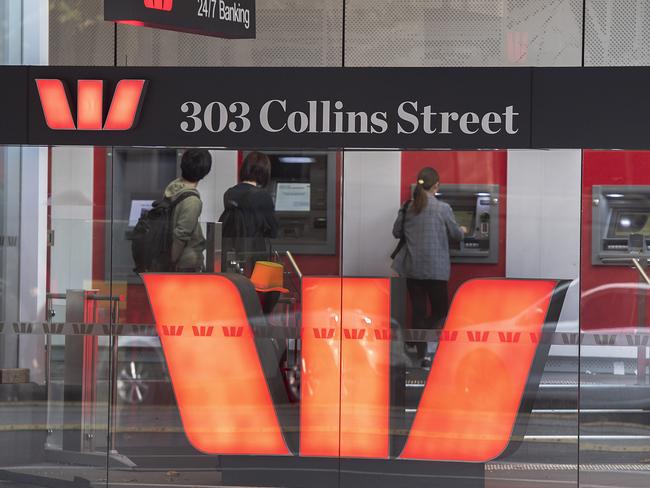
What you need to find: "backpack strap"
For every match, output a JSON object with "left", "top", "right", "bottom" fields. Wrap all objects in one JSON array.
[
  {"left": 397, "top": 199, "right": 411, "bottom": 234},
  {"left": 390, "top": 200, "right": 411, "bottom": 260},
  {"left": 168, "top": 190, "right": 201, "bottom": 240},
  {"left": 401, "top": 199, "right": 411, "bottom": 216},
  {"left": 170, "top": 189, "right": 200, "bottom": 209}
]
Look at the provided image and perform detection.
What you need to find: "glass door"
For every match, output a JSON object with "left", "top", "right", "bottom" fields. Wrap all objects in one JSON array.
[
  {"left": 580, "top": 150, "right": 650, "bottom": 488},
  {"left": 339, "top": 149, "right": 580, "bottom": 487},
  {"left": 106, "top": 147, "right": 344, "bottom": 488}
]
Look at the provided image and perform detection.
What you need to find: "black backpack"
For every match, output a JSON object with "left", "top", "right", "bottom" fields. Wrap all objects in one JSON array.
[
  {"left": 219, "top": 193, "right": 253, "bottom": 273},
  {"left": 219, "top": 189, "right": 272, "bottom": 274},
  {"left": 130, "top": 191, "right": 199, "bottom": 273}
]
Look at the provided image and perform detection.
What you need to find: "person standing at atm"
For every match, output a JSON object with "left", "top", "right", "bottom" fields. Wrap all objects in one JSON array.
[
  {"left": 166, "top": 149, "right": 213, "bottom": 272},
  {"left": 391, "top": 167, "right": 467, "bottom": 362},
  {"left": 220, "top": 151, "right": 279, "bottom": 275}
]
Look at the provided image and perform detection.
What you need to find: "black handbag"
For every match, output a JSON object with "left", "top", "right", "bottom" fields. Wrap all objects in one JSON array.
[{"left": 390, "top": 200, "right": 410, "bottom": 259}]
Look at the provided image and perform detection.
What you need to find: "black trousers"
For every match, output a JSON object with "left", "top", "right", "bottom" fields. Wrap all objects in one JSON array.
[
  {"left": 406, "top": 278, "right": 449, "bottom": 359},
  {"left": 258, "top": 290, "right": 281, "bottom": 316}
]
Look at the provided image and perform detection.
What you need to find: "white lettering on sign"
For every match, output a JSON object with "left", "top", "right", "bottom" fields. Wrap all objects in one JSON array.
[
  {"left": 180, "top": 100, "right": 251, "bottom": 133},
  {"left": 180, "top": 99, "right": 520, "bottom": 137},
  {"left": 397, "top": 101, "right": 519, "bottom": 136},
  {"left": 196, "top": 0, "right": 251, "bottom": 29}
]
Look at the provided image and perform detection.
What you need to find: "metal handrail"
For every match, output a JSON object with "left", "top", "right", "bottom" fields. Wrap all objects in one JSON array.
[
  {"left": 632, "top": 258, "right": 650, "bottom": 286},
  {"left": 285, "top": 250, "right": 303, "bottom": 280}
]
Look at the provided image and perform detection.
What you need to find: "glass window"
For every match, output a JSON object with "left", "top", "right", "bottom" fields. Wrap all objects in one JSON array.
[
  {"left": 341, "top": 149, "right": 579, "bottom": 487},
  {"left": 580, "top": 150, "right": 650, "bottom": 488},
  {"left": 11, "top": 145, "right": 650, "bottom": 488}
]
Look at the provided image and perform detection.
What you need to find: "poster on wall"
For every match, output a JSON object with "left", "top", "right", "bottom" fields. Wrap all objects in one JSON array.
[{"left": 105, "top": 0, "right": 256, "bottom": 39}]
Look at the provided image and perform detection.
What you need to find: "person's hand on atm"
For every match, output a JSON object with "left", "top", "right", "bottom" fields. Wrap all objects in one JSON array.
[{"left": 459, "top": 225, "right": 469, "bottom": 235}]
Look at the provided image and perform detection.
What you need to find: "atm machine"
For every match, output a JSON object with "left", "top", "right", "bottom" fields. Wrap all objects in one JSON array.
[
  {"left": 251, "top": 151, "right": 337, "bottom": 255},
  {"left": 433, "top": 184, "right": 500, "bottom": 263},
  {"left": 592, "top": 185, "right": 650, "bottom": 265}
]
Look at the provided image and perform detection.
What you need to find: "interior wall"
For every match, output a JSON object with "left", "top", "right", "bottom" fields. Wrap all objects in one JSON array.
[
  {"left": 506, "top": 149, "right": 581, "bottom": 280},
  {"left": 342, "top": 151, "right": 401, "bottom": 277},
  {"left": 50, "top": 146, "right": 94, "bottom": 313},
  {"left": 197, "top": 150, "right": 238, "bottom": 226}
]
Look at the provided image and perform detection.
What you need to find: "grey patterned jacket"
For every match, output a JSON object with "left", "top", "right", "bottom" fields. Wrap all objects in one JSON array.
[{"left": 391, "top": 195, "right": 464, "bottom": 281}]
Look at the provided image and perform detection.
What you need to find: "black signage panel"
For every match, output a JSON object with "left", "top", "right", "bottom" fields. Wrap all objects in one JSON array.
[
  {"left": 533, "top": 67, "right": 650, "bottom": 149},
  {"left": 0, "top": 66, "right": 28, "bottom": 145},
  {"left": 26, "top": 67, "right": 532, "bottom": 149},
  {"left": 105, "top": 0, "right": 256, "bottom": 39}
]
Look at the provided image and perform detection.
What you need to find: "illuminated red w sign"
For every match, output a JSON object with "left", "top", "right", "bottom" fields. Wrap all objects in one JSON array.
[
  {"left": 35, "top": 79, "right": 147, "bottom": 131},
  {"left": 144, "top": 0, "right": 174, "bottom": 10},
  {"left": 142, "top": 275, "right": 566, "bottom": 461}
]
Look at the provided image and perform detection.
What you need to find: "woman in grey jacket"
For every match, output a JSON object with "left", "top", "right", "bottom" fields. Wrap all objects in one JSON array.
[{"left": 391, "top": 167, "right": 466, "bottom": 361}]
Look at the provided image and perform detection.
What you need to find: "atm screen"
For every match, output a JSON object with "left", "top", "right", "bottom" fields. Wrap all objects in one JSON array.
[
  {"left": 453, "top": 209, "right": 475, "bottom": 230},
  {"left": 612, "top": 211, "right": 650, "bottom": 236},
  {"left": 128, "top": 199, "right": 154, "bottom": 227},
  {"left": 275, "top": 182, "right": 311, "bottom": 212}
]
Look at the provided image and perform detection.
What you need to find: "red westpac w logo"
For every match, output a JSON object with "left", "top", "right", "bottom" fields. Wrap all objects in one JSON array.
[
  {"left": 144, "top": 0, "right": 174, "bottom": 11},
  {"left": 35, "top": 79, "right": 148, "bottom": 131},
  {"left": 142, "top": 274, "right": 565, "bottom": 462}
]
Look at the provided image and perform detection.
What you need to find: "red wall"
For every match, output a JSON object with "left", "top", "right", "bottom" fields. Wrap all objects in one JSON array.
[
  {"left": 400, "top": 151, "right": 507, "bottom": 299},
  {"left": 581, "top": 150, "right": 650, "bottom": 330},
  {"left": 92, "top": 147, "right": 106, "bottom": 280}
]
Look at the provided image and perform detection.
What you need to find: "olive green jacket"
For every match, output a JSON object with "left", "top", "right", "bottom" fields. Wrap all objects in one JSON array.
[{"left": 164, "top": 178, "right": 204, "bottom": 270}]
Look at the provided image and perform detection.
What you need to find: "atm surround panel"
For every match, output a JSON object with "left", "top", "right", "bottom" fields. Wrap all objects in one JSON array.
[
  {"left": 592, "top": 185, "right": 650, "bottom": 265},
  {"left": 435, "top": 184, "right": 500, "bottom": 264},
  {"left": 249, "top": 151, "right": 337, "bottom": 255}
]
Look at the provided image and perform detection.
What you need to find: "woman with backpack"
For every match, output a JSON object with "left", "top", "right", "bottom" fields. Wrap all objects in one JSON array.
[{"left": 391, "top": 166, "right": 467, "bottom": 365}]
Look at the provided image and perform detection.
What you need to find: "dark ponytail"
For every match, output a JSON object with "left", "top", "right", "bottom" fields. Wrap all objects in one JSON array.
[{"left": 411, "top": 167, "right": 439, "bottom": 215}]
